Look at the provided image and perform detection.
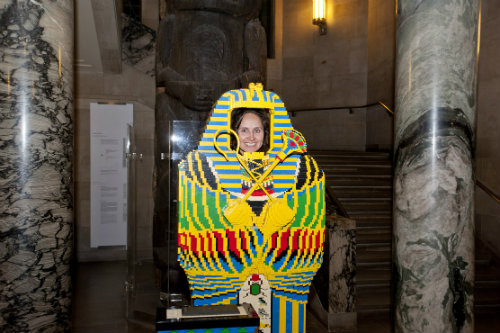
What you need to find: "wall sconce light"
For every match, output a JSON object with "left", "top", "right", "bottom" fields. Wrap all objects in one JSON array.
[{"left": 313, "top": 0, "right": 326, "bottom": 35}]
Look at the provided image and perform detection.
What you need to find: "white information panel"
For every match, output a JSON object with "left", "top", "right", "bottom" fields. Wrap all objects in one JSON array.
[{"left": 90, "top": 103, "right": 133, "bottom": 248}]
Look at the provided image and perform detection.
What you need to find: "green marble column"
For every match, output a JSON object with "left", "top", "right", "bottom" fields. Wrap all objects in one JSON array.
[{"left": 393, "top": 1, "right": 479, "bottom": 332}]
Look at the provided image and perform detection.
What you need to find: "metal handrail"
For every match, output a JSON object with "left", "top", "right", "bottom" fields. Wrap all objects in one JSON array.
[
  {"left": 290, "top": 101, "right": 393, "bottom": 116},
  {"left": 302, "top": 102, "right": 500, "bottom": 208},
  {"left": 377, "top": 101, "right": 394, "bottom": 115},
  {"left": 325, "top": 185, "right": 350, "bottom": 218},
  {"left": 476, "top": 180, "right": 500, "bottom": 204},
  {"left": 371, "top": 105, "right": 500, "bottom": 206}
]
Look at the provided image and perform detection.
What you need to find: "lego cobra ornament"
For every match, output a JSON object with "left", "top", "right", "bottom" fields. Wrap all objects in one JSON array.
[{"left": 177, "top": 83, "right": 325, "bottom": 333}]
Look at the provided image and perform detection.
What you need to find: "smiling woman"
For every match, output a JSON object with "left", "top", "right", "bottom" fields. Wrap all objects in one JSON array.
[{"left": 230, "top": 108, "right": 270, "bottom": 153}]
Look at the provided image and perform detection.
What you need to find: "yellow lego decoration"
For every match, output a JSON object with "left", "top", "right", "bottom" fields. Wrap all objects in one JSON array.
[{"left": 177, "top": 83, "right": 325, "bottom": 333}]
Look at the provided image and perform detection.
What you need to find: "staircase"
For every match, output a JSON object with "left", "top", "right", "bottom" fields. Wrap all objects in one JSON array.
[
  {"left": 311, "top": 150, "right": 393, "bottom": 332},
  {"left": 475, "top": 240, "right": 500, "bottom": 333},
  {"left": 310, "top": 150, "right": 500, "bottom": 333}
]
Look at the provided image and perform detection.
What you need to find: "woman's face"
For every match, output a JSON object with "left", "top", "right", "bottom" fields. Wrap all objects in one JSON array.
[{"left": 237, "top": 112, "right": 264, "bottom": 153}]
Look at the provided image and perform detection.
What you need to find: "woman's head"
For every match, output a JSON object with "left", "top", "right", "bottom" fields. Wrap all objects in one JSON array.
[{"left": 231, "top": 108, "right": 270, "bottom": 153}]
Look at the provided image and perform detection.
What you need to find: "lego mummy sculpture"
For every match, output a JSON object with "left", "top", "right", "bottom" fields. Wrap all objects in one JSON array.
[{"left": 177, "top": 83, "right": 325, "bottom": 333}]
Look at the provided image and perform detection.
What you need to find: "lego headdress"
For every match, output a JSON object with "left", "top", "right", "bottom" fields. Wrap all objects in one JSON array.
[{"left": 196, "top": 82, "right": 307, "bottom": 196}]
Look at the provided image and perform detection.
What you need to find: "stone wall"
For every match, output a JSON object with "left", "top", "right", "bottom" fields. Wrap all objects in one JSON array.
[
  {"left": 268, "top": 0, "right": 395, "bottom": 152},
  {"left": 366, "top": 0, "right": 395, "bottom": 151}
]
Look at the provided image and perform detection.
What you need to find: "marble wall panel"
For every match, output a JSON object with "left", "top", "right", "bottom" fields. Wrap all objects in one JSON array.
[
  {"left": 327, "top": 215, "right": 357, "bottom": 332},
  {"left": 327, "top": 216, "right": 356, "bottom": 313}
]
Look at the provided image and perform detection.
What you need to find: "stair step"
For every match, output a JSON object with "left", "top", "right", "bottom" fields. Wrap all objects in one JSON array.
[
  {"left": 328, "top": 177, "right": 393, "bottom": 187},
  {"left": 357, "top": 224, "right": 392, "bottom": 231},
  {"left": 332, "top": 186, "right": 393, "bottom": 199},
  {"left": 357, "top": 246, "right": 392, "bottom": 264},
  {"left": 319, "top": 158, "right": 392, "bottom": 164},
  {"left": 344, "top": 210, "right": 392, "bottom": 216},
  {"left": 357, "top": 311, "right": 392, "bottom": 333},
  {"left": 351, "top": 212, "right": 393, "bottom": 219},
  {"left": 323, "top": 166, "right": 392, "bottom": 176},
  {"left": 357, "top": 226, "right": 392, "bottom": 234},
  {"left": 342, "top": 200, "right": 392, "bottom": 213},
  {"left": 330, "top": 184, "right": 392, "bottom": 189},
  {"left": 357, "top": 242, "right": 391, "bottom": 249},
  {"left": 476, "top": 264, "right": 500, "bottom": 282},
  {"left": 475, "top": 280, "right": 500, "bottom": 288},
  {"left": 357, "top": 230, "right": 392, "bottom": 244},
  {"left": 312, "top": 151, "right": 392, "bottom": 157},
  {"left": 353, "top": 215, "right": 393, "bottom": 229},
  {"left": 310, "top": 150, "right": 391, "bottom": 160},
  {"left": 475, "top": 283, "right": 500, "bottom": 305},
  {"left": 476, "top": 241, "right": 500, "bottom": 261},
  {"left": 475, "top": 241, "right": 500, "bottom": 284},
  {"left": 475, "top": 304, "right": 500, "bottom": 312},
  {"left": 327, "top": 174, "right": 392, "bottom": 179},
  {"left": 321, "top": 161, "right": 392, "bottom": 167},
  {"left": 357, "top": 267, "right": 392, "bottom": 285},
  {"left": 357, "top": 285, "right": 391, "bottom": 308},
  {"left": 474, "top": 310, "right": 500, "bottom": 333},
  {"left": 339, "top": 197, "right": 392, "bottom": 202}
]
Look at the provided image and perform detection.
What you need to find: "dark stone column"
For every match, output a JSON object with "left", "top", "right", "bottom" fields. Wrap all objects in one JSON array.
[
  {"left": 0, "top": 1, "right": 74, "bottom": 332},
  {"left": 153, "top": 0, "right": 267, "bottom": 302},
  {"left": 393, "top": 1, "right": 479, "bottom": 332}
]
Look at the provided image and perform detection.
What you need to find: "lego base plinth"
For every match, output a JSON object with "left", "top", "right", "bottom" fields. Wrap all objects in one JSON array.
[{"left": 155, "top": 303, "right": 259, "bottom": 333}]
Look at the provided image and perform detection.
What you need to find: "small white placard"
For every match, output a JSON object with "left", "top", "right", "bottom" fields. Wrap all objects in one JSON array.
[{"left": 90, "top": 103, "right": 133, "bottom": 248}]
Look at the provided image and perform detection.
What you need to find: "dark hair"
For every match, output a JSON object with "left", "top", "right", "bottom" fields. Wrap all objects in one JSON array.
[{"left": 230, "top": 108, "right": 270, "bottom": 153}]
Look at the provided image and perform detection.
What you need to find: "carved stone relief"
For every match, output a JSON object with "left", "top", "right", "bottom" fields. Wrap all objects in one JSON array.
[{"left": 153, "top": 0, "right": 267, "bottom": 299}]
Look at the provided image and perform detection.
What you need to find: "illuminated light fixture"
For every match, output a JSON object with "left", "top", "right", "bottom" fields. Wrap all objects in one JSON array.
[{"left": 313, "top": 0, "right": 326, "bottom": 35}]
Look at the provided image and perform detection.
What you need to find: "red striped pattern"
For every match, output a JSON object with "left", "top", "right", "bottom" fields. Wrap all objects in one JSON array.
[{"left": 178, "top": 228, "right": 324, "bottom": 265}]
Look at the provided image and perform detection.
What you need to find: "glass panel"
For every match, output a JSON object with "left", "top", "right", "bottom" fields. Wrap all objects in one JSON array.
[
  {"left": 163, "top": 120, "right": 205, "bottom": 307},
  {"left": 126, "top": 124, "right": 158, "bottom": 328},
  {"left": 126, "top": 124, "right": 136, "bottom": 319}
]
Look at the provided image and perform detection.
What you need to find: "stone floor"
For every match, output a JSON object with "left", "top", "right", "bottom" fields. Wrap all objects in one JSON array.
[
  {"left": 71, "top": 260, "right": 386, "bottom": 333},
  {"left": 72, "top": 260, "right": 156, "bottom": 333},
  {"left": 71, "top": 238, "right": 500, "bottom": 332}
]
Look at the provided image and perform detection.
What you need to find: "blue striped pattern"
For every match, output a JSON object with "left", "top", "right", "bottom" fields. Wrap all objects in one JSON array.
[
  {"left": 158, "top": 326, "right": 258, "bottom": 333},
  {"left": 270, "top": 293, "right": 307, "bottom": 333}
]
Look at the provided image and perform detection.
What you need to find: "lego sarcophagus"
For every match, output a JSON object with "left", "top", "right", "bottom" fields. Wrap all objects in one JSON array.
[{"left": 177, "top": 83, "right": 325, "bottom": 333}]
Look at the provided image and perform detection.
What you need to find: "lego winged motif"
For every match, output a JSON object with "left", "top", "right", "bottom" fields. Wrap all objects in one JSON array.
[{"left": 177, "top": 83, "right": 325, "bottom": 333}]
